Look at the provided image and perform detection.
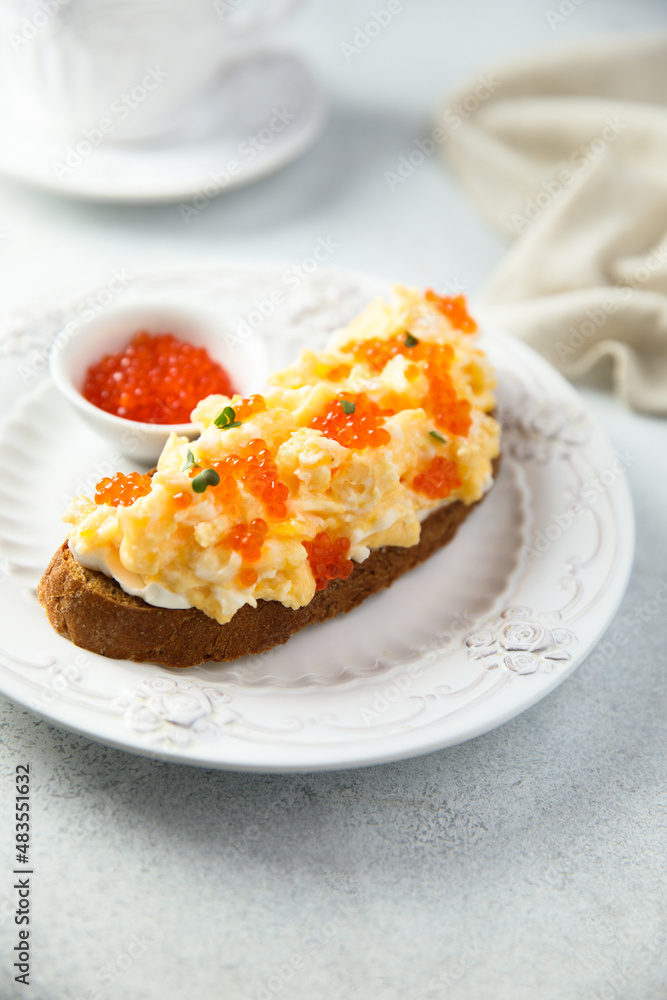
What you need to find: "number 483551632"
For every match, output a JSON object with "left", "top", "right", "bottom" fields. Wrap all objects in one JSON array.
[{"left": 15, "top": 765, "right": 30, "bottom": 864}]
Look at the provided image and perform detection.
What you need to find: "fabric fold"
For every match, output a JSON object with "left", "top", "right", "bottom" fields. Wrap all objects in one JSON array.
[{"left": 439, "top": 34, "right": 667, "bottom": 413}]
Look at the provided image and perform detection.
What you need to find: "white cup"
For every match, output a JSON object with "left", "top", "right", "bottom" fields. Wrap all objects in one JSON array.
[{"left": 3, "top": 0, "right": 301, "bottom": 141}]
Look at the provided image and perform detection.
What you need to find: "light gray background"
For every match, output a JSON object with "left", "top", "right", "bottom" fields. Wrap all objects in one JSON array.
[{"left": 1, "top": 1, "right": 666, "bottom": 998}]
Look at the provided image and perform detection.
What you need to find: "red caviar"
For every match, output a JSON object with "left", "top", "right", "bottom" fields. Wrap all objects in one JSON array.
[
  {"left": 226, "top": 518, "right": 268, "bottom": 563},
  {"left": 232, "top": 394, "right": 267, "bottom": 422},
  {"left": 172, "top": 490, "right": 192, "bottom": 510},
  {"left": 310, "top": 393, "right": 392, "bottom": 449},
  {"left": 95, "top": 471, "right": 152, "bottom": 507},
  {"left": 350, "top": 333, "right": 411, "bottom": 372},
  {"left": 346, "top": 332, "right": 471, "bottom": 438},
  {"left": 425, "top": 290, "right": 477, "bottom": 333},
  {"left": 349, "top": 332, "right": 454, "bottom": 374},
  {"left": 211, "top": 439, "right": 289, "bottom": 519},
  {"left": 412, "top": 457, "right": 462, "bottom": 500},
  {"left": 195, "top": 462, "right": 244, "bottom": 517},
  {"left": 83, "top": 331, "right": 235, "bottom": 424},
  {"left": 236, "top": 567, "right": 258, "bottom": 587},
  {"left": 326, "top": 363, "right": 351, "bottom": 382},
  {"left": 304, "top": 532, "right": 354, "bottom": 591},
  {"left": 427, "top": 375, "right": 472, "bottom": 437}
]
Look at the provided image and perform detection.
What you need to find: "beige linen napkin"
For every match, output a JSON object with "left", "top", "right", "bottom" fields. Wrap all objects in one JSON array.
[{"left": 438, "top": 35, "right": 667, "bottom": 413}]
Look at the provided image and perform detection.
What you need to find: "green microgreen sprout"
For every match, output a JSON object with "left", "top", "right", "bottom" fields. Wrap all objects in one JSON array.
[
  {"left": 341, "top": 399, "right": 356, "bottom": 415},
  {"left": 181, "top": 448, "right": 199, "bottom": 472},
  {"left": 192, "top": 468, "right": 221, "bottom": 493},
  {"left": 214, "top": 405, "right": 242, "bottom": 430},
  {"left": 404, "top": 333, "right": 419, "bottom": 348},
  {"left": 430, "top": 431, "right": 446, "bottom": 443}
]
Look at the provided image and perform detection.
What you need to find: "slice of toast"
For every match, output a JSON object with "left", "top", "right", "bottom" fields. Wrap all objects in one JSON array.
[{"left": 37, "top": 478, "right": 492, "bottom": 668}]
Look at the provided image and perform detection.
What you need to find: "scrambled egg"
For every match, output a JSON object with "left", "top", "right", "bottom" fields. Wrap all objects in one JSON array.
[{"left": 64, "top": 286, "right": 500, "bottom": 624}]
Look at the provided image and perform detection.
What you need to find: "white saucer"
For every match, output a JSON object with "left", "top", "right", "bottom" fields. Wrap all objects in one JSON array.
[{"left": 0, "top": 49, "right": 327, "bottom": 203}]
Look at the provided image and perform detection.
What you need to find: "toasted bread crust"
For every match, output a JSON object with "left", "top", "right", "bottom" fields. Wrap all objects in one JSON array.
[{"left": 37, "top": 482, "right": 492, "bottom": 668}]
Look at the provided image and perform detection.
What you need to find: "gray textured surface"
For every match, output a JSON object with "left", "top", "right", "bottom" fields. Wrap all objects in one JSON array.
[{"left": 1, "top": 1, "right": 667, "bottom": 997}]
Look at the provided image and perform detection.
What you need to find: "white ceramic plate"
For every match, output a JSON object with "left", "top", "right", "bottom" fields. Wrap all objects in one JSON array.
[
  {"left": 0, "top": 265, "right": 634, "bottom": 771},
  {"left": 0, "top": 49, "right": 326, "bottom": 202}
]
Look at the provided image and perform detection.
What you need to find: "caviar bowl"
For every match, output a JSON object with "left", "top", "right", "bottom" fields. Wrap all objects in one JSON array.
[{"left": 49, "top": 301, "right": 270, "bottom": 464}]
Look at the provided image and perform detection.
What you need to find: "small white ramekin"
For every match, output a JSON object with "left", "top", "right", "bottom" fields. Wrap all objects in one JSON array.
[{"left": 49, "top": 301, "right": 269, "bottom": 464}]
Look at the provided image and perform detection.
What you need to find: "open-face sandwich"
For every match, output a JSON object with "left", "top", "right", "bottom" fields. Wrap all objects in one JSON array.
[{"left": 38, "top": 287, "right": 501, "bottom": 668}]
